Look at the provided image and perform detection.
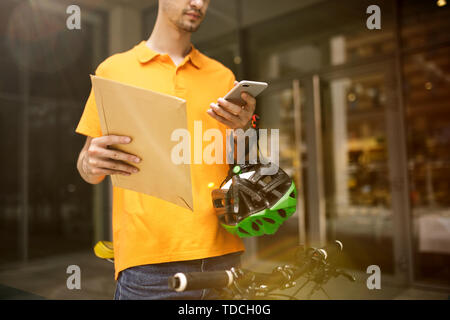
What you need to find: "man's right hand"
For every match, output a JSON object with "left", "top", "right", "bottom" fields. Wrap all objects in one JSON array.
[{"left": 78, "top": 135, "right": 141, "bottom": 184}]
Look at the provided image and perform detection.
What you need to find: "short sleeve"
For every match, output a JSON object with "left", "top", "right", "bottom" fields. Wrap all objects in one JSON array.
[{"left": 75, "top": 67, "right": 105, "bottom": 138}]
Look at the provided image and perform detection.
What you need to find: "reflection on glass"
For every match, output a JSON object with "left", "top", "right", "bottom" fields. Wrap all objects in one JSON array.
[
  {"left": 0, "top": 1, "right": 103, "bottom": 265},
  {"left": 322, "top": 72, "right": 394, "bottom": 272},
  {"left": 0, "top": 100, "right": 20, "bottom": 264},
  {"left": 255, "top": 84, "right": 307, "bottom": 263},
  {"left": 404, "top": 46, "right": 450, "bottom": 286},
  {"left": 254, "top": 0, "right": 395, "bottom": 80},
  {"left": 260, "top": 30, "right": 395, "bottom": 80},
  {"left": 401, "top": 0, "right": 450, "bottom": 51}
]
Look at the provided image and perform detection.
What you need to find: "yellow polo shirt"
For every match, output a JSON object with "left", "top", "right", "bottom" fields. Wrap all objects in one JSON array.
[{"left": 75, "top": 41, "right": 244, "bottom": 280}]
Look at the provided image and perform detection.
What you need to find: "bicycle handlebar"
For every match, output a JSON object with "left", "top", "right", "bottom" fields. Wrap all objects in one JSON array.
[
  {"left": 169, "top": 270, "right": 234, "bottom": 292},
  {"left": 169, "top": 241, "right": 346, "bottom": 294},
  {"left": 320, "top": 240, "right": 343, "bottom": 260}
]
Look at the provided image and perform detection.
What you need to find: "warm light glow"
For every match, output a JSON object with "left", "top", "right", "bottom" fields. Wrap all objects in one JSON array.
[
  {"left": 437, "top": 0, "right": 446, "bottom": 7},
  {"left": 207, "top": 182, "right": 215, "bottom": 188},
  {"left": 347, "top": 93, "right": 356, "bottom": 102}
]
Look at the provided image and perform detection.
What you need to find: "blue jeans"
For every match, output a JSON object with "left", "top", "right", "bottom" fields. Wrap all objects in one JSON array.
[{"left": 114, "top": 252, "right": 242, "bottom": 300}]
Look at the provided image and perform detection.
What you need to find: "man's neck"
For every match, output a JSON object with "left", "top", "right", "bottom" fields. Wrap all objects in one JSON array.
[{"left": 146, "top": 13, "right": 192, "bottom": 61}]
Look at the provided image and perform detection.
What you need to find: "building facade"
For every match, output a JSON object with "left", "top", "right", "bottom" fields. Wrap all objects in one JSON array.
[{"left": 1, "top": 0, "right": 449, "bottom": 291}]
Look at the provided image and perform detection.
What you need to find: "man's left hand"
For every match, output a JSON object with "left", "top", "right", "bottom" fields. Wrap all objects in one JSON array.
[{"left": 207, "top": 81, "right": 256, "bottom": 130}]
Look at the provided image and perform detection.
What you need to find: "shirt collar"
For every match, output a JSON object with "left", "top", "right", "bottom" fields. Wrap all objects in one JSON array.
[{"left": 135, "top": 41, "right": 203, "bottom": 69}]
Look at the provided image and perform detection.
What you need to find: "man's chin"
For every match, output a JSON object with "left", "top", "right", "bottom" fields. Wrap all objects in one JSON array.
[{"left": 177, "top": 20, "right": 202, "bottom": 33}]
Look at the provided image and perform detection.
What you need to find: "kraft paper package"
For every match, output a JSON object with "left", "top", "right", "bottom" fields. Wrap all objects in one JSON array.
[{"left": 91, "top": 75, "right": 193, "bottom": 211}]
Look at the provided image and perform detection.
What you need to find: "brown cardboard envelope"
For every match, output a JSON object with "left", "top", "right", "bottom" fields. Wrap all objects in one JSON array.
[{"left": 91, "top": 75, "right": 193, "bottom": 211}]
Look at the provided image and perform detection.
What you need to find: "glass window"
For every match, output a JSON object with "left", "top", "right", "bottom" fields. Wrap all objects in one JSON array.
[
  {"left": 0, "top": 1, "right": 106, "bottom": 264},
  {"left": 0, "top": 0, "right": 21, "bottom": 95},
  {"left": 248, "top": 0, "right": 395, "bottom": 80},
  {"left": 193, "top": 1, "right": 240, "bottom": 77},
  {"left": 256, "top": 81, "right": 308, "bottom": 263},
  {"left": 401, "top": 0, "right": 450, "bottom": 51},
  {"left": 5, "top": 2, "right": 96, "bottom": 100},
  {"left": 404, "top": 46, "right": 450, "bottom": 286},
  {"left": 0, "top": 99, "right": 20, "bottom": 264},
  {"left": 321, "top": 70, "right": 394, "bottom": 273}
]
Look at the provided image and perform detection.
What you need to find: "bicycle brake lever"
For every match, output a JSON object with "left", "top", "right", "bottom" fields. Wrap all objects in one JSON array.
[{"left": 336, "top": 269, "right": 356, "bottom": 282}]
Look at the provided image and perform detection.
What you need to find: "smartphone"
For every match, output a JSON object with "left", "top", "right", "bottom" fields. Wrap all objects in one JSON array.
[{"left": 223, "top": 80, "right": 268, "bottom": 106}]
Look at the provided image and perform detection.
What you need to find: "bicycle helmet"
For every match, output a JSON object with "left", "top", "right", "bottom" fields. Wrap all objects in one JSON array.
[{"left": 212, "top": 163, "right": 297, "bottom": 238}]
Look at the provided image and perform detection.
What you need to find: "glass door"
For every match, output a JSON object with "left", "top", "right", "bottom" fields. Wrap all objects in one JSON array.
[
  {"left": 318, "top": 64, "right": 400, "bottom": 277},
  {"left": 252, "top": 79, "right": 308, "bottom": 264},
  {"left": 403, "top": 46, "right": 450, "bottom": 288}
]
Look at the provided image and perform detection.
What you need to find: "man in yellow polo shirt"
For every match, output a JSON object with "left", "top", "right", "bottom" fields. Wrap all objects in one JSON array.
[{"left": 76, "top": 0, "right": 256, "bottom": 299}]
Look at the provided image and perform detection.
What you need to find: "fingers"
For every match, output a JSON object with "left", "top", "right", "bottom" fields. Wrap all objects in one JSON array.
[
  {"left": 91, "top": 147, "right": 141, "bottom": 164},
  {"left": 208, "top": 92, "right": 256, "bottom": 129},
  {"left": 90, "top": 167, "right": 131, "bottom": 176},
  {"left": 206, "top": 108, "right": 235, "bottom": 128},
  {"left": 86, "top": 134, "right": 141, "bottom": 178},
  {"left": 240, "top": 92, "right": 256, "bottom": 113},
  {"left": 90, "top": 135, "right": 140, "bottom": 163},
  {"left": 87, "top": 158, "right": 139, "bottom": 175},
  {"left": 94, "top": 135, "right": 132, "bottom": 147},
  {"left": 210, "top": 102, "right": 240, "bottom": 123},
  {"left": 216, "top": 98, "right": 245, "bottom": 116}
]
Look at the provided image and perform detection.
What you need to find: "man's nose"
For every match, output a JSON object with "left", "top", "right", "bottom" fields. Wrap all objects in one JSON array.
[{"left": 189, "top": 0, "right": 205, "bottom": 10}]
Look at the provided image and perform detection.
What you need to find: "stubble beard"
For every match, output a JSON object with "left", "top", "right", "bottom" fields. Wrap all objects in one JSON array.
[{"left": 175, "top": 17, "right": 201, "bottom": 33}]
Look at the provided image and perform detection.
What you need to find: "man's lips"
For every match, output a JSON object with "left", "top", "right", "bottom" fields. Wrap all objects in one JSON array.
[{"left": 185, "top": 12, "right": 201, "bottom": 20}]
